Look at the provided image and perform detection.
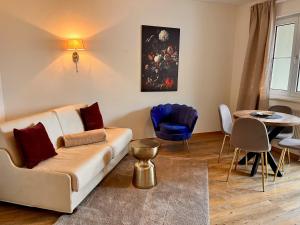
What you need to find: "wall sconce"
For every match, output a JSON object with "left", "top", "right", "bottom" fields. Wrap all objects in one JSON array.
[{"left": 66, "top": 39, "right": 85, "bottom": 72}]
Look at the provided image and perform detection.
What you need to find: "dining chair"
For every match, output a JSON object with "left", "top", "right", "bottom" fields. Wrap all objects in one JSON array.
[
  {"left": 269, "top": 105, "right": 294, "bottom": 164},
  {"left": 226, "top": 118, "right": 271, "bottom": 192},
  {"left": 218, "top": 104, "right": 233, "bottom": 163},
  {"left": 274, "top": 138, "right": 300, "bottom": 181}
]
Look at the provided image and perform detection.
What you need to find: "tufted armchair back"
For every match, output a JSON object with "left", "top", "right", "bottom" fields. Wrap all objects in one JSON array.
[{"left": 150, "top": 104, "right": 198, "bottom": 132}]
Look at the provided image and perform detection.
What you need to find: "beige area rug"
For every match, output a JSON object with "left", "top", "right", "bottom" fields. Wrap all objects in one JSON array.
[{"left": 54, "top": 154, "right": 209, "bottom": 225}]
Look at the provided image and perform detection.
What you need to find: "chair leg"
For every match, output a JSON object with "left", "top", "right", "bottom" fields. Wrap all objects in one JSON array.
[
  {"left": 261, "top": 153, "right": 265, "bottom": 192},
  {"left": 245, "top": 151, "right": 248, "bottom": 169},
  {"left": 218, "top": 135, "right": 227, "bottom": 163},
  {"left": 265, "top": 152, "right": 268, "bottom": 180},
  {"left": 227, "top": 148, "right": 238, "bottom": 182},
  {"left": 280, "top": 149, "right": 287, "bottom": 171},
  {"left": 274, "top": 148, "right": 286, "bottom": 182},
  {"left": 227, "top": 136, "right": 231, "bottom": 153},
  {"left": 235, "top": 148, "right": 240, "bottom": 170},
  {"left": 282, "top": 149, "right": 286, "bottom": 172},
  {"left": 287, "top": 149, "right": 291, "bottom": 164},
  {"left": 185, "top": 140, "right": 189, "bottom": 151}
]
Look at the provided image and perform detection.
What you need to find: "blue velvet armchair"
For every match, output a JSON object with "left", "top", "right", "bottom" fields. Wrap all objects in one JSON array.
[{"left": 150, "top": 104, "right": 198, "bottom": 147}]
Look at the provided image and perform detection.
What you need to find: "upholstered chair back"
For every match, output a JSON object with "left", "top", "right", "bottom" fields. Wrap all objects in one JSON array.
[
  {"left": 218, "top": 104, "right": 233, "bottom": 135},
  {"left": 231, "top": 118, "right": 270, "bottom": 152},
  {"left": 269, "top": 105, "right": 294, "bottom": 134}
]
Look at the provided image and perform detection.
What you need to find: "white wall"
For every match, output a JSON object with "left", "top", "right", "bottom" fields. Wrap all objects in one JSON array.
[
  {"left": 277, "top": 0, "right": 300, "bottom": 17},
  {"left": 0, "top": 73, "right": 5, "bottom": 122},
  {"left": 0, "top": 0, "right": 237, "bottom": 138}
]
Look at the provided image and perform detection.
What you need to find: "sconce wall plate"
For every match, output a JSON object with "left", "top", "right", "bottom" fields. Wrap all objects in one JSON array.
[
  {"left": 66, "top": 39, "right": 85, "bottom": 73},
  {"left": 72, "top": 52, "right": 79, "bottom": 72}
]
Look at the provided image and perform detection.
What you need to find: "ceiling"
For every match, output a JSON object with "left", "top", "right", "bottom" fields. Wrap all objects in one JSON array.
[{"left": 199, "top": 0, "right": 252, "bottom": 5}]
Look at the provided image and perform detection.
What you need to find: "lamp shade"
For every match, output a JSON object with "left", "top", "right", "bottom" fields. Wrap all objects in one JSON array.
[{"left": 66, "top": 39, "right": 85, "bottom": 50}]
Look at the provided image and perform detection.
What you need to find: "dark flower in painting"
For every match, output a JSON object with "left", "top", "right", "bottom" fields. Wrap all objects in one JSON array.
[{"left": 141, "top": 25, "right": 180, "bottom": 92}]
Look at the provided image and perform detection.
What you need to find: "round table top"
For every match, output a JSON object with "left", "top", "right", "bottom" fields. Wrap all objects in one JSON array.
[
  {"left": 131, "top": 139, "right": 160, "bottom": 149},
  {"left": 130, "top": 139, "right": 160, "bottom": 160},
  {"left": 233, "top": 110, "right": 300, "bottom": 127}
]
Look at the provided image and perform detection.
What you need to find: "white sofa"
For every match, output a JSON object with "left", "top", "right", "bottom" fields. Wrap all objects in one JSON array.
[{"left": 0, "top": 104, "right": 132, "bottom": 213}]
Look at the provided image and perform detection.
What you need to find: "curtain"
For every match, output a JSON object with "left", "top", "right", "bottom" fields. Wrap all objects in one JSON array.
[{"left": 237, "top": 0, "right": 276, "bottom": 110}]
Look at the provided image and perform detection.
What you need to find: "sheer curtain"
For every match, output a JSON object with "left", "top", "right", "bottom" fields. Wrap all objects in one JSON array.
[{"left": 237, "top": 0, "right": 276, "bottom": 110}]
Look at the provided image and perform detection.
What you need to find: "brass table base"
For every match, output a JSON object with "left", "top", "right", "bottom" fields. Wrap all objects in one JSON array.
[
  {"left": 133, "top": 160, "right": 157, "bottom": 189},
  {"left": 131, "top": 139, "right": 160, "bottom": 189}
]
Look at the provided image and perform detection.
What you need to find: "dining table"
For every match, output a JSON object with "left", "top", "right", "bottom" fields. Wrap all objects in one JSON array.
[{"left": 233, "top": 110, "right": 300, "bottom": 177}]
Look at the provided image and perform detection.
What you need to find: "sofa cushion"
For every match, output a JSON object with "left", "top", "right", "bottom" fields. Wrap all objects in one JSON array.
[
  {"left": 0, "top": 112, "right": 63, "bottom": 167},
  {"left": 105, "top": 128, "right": 132, "bottom": 158},
  {"left": 34, "top": 142, "right": 112, "bottom": 191},
  {"left": 80, "top": 103, "right": 104, "bottom": 131},
  {"left": 53, "top": 104, "right": 87, "bottom": 135},
  {"left": 159, "top": 122, "right": 189, "bottom": 134},
  {"left": 14, "top": 122, "right": 57, "bottom": 169}
]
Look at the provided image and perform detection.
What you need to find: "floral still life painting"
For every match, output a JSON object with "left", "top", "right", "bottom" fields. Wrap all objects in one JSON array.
[{"left": 141, "top": 25, "right": 180, "bottom": 92}]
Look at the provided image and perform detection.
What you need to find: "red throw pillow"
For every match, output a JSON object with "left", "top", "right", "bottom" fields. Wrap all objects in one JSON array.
[
  {"left": 14, "top": 122, "right": 57, "bottom": 169},
  {"left": 80, "top": 102, "right": 104, "bottom": 130}
]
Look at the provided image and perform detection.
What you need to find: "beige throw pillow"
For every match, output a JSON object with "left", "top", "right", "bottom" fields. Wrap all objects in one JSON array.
[{"left": 63, "top": 129, "right": 106, "bottom": 148}]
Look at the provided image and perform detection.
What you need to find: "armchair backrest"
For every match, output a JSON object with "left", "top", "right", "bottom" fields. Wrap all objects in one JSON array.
[
  {"left": 151, "top": 104, "right": 198, "bottom": 131},
  {"left": 150, "top": 104, "right": 173, "bottom": 131},
  {"left": 170, "top": 104, "right": 198, "bottom": 131}
]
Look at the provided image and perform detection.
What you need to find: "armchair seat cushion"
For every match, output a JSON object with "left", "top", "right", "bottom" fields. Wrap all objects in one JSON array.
[
  {"left": 159, "top": 123, "right": 189, "bottom": 134},
  {"left": 156, "top": 131, "right": 192, "bottom": 141}
]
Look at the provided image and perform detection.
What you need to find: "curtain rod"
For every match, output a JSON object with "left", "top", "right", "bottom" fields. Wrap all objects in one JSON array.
[
  {"left": 276, "top": 0, "right": 288, "bottom": 4},
  {"left": 252, "top": 0, "right": 287, "bottom": 6}
]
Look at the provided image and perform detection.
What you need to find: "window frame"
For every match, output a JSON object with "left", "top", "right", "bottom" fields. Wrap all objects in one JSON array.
[{"left": 270, "top": 15, "right": 300, "bottom": 102}]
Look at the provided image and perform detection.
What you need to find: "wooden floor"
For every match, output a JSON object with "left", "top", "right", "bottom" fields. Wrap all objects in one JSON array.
[{"left": 1, "top": 132, "right": 300, "bottom": 225}]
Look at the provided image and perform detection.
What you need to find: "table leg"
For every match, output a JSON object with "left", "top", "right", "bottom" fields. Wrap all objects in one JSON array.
[
  {"left": 250, "top": 154, "right": 260, "bottom": 177},
  {"left": 238, "top": 126, "right": 285, "bottom": 177},
  {"left": 238, "top": 152, "right": 256, "bottom": 165},
  {"left": 268, "top": 127, "right": 285, "bottom": 177},
  {"left": 248, "top": 152, "right": 283, "bottom": 177},
  {"left": 268, "top": 151, "right": 283, "bottom": 177},
  {"left": 268, "top": 126, "right": 285, "bottom": 141}
]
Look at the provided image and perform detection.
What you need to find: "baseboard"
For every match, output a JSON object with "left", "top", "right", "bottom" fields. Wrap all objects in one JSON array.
[
  {"left": 192, "top": 131, "right": 223, "bottom": 137},
  {"left": 131, "top": 131, "right": 223, "bottom": 142}
]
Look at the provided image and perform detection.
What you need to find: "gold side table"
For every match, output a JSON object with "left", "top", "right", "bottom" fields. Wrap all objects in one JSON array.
[{"left": 131, "top": 139, "right": 160, "bottom": 189}]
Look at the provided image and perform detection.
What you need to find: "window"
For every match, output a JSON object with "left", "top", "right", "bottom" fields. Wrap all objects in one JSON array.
[{"left": 270, "top": 15, "right": 300, "bottom": 101}]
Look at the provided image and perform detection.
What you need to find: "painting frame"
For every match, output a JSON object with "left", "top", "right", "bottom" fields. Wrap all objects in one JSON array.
[{"left": 141, "top": 25, "right": 180, "bottom": 92}]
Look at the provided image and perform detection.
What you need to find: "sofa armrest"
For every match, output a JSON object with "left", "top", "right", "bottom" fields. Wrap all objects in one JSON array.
[{"left": 0, "top": 149, "right": 73, "bottom": 213}]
